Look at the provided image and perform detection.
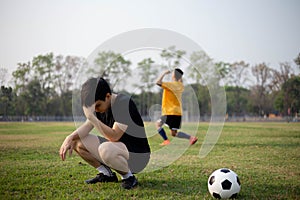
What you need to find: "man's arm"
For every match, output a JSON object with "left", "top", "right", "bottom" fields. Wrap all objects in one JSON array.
[
  {"left": 83, "top": 105, "right": 128, "bottom": 142},
  {"left": 156, "top": 70, "right": 171, "bottom": 86},
  {"left": 59, "top": 120, "right": 93, "bottom": 161}
]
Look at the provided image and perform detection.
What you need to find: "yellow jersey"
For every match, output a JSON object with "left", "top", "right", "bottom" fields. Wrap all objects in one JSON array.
[{"left": 161, "top": 81, "right": 184, "bottom": 116}]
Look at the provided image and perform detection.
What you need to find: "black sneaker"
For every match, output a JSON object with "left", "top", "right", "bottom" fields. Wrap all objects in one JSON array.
[
  {"left": 85, "top": 172, "right": 118, "bottom": 184},
  {"left": 121, "top": 175, "right": 138, "bottom": 189}
]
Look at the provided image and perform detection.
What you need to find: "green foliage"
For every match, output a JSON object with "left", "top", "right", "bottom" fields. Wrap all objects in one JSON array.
[
  {"left": 136, "top": 58, "right": 157, "bottom": 91},
  {"left": 282, "top": 76, "right": 300, "bottom": 114},
  {"left": 189, "top": 50, "right": 214, "bottom": 85},
  {"left": 215, "top": 61, "right": 231, "bottom": 79},
  {"left": 160, "top": 46, "right": 186, "bottom": 69},
  {"left": 91, "top": 51, "right": 131, "bottom": 89},
  {"left": 2, "top": 50, "right": 300, "bottom": 118},
  {"left": 22, "top": 79, "right": 46, "bottom": 115},
  {"left": 225, "top": 86, "right": 250, "bottom": 116},
  {"left": 190, "top": 83, "right": 211, "bottom": 116},
  {"left": 0, "top": 86, "right": 15, "bottom": 117},
  {"left": 294, "top": 53, "right": 300, "bottom": 68},
  {"left": 0, "top": 122, "right": 299, "bottom": 199},
  {"left": 7, "top": 53, "right": 84, "bottom": 117}
]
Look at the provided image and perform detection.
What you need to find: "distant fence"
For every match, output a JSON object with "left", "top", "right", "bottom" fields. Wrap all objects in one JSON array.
[
  {"left": 0, "top": 115, "right": 298, "bottom": 122},
  {"left": 225, "top": 116, "right": 299, "bottom": 123},
  {"left": 0, "top": 116, "right": 74, "bottom": 122}
]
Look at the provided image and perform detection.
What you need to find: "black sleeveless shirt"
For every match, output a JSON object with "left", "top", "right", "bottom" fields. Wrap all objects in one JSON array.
[{"left": 96, "top": 94, "right": 150, "bottom": 154}]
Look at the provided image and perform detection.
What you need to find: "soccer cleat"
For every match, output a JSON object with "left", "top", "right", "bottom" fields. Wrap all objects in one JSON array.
[
  {"left": 85, "top": 172, "right": 118, "bottom": 184},
  {"left": 160, "top": 139, "right": 170, "bottom": 146},
  {"left": 189, "top": 136, "right": 198, "bottom": 145},
  {"left": 121, "top": 175, "right": 138, "bottom": 189}
]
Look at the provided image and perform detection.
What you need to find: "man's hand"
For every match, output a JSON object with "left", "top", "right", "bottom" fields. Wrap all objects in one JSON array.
[
  {"left": 163, "top": 70, "right": 171, "bottom": 75},
  {"left": 157, "top": 70, "right": 171, "bottom": 86},
  {"left": 59, "top": 135, "right": 74, "bottom": 161},
  {"left": 83, "top": 104, "right": 96, "bottom": 120}
]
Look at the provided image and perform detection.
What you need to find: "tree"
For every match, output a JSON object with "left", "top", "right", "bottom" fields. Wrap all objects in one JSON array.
[
  {"left": 227, "top": 61, "right": 250, "bottom": 87},
  {"left": 91, "top": 51, "right": 131, "bottom": 90},
  {"left": 188, "top": 50, "right": 215, "bottom": 85},
  {"left": 135, "top": 58, "right": 159, "bottom": 116},
  {"left": 12, "top": 53, "right": 86, "bottom": 117},
  {"left": 12, "top": 62, "right": 31, "bottom": 94},
  {"left": 215, "top": 61, "right": 231, "bottom": 83},
  {"left": 21, "top": 79, "right": 46, "bottom": 116},
  {"left": 54, "top": 55, "right": 86, "bottom": 116},
  {"left": 276, "top": 76, "right": 300, "bottom": 115},
  {"left": 0, "top": 86, "right": 15, "bottom": 119},
  {"left": 136, "top": 58, "right": 157, "bottom": 91},
  {"left": 160, "top": 46, "right": 186, "bottom": 70},
  {"left": 250, "top": 63, "right": 273, "bottom": 116},
  {"left": 190, "top": 83, "right": 211, "bottom": 118},
  {"left": 224, "top": 61, "right": 250, "bottom": 117},
  {"left": 12, "top": 53, "right": 56, "bottom": 116},
  {"left": 225, "top": 86, "right": 250, "bottom": 119},
  {"left": 32, "top": 53, "right": 55, "bottom": 91},
  {"left": 31, "top": 53, "right": 59, "bottom": 113},
  {"left": 294, "top": 53, "right": 300, "bottom": 70},
  {"left": 270, "top": 62, "right": 294, "bottom": 92},
  {"left": 13, "top": 53, "right": 56, "bottom": 97},
  {"left": 54, "top": 55, "right": 86, "bottom": 94},
  {"left": 189, "top": 51, "right": 226, "bottom": 118}
]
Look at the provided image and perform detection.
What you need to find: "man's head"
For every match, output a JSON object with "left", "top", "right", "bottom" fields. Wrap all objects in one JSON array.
[
  {"left": 173, "top": 68, "right": 184, "bottom": 81},
  {"left": 81, "top": 78, "right": 112, "bottom": 110}
]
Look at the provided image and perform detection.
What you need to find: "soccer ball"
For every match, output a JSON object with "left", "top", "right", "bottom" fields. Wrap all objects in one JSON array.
[{"left": 208, "top": 168, "right": 241, "bottom": 199}]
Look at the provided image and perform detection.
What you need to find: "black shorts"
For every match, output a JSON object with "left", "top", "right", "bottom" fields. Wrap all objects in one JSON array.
[{"left": 159, "top": 115, "right": 182, "bottom": 130}]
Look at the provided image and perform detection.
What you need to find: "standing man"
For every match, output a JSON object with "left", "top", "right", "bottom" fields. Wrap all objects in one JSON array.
[
  {"left": 59, "top": 77, "right": 150, "bottom": 189},
  {"left": 155, "top": 69, "right": 198, "bottom": 146}
]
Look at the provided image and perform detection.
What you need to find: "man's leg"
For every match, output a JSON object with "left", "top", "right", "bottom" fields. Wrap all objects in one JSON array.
[
  {"left": 155, "top": 119, "right": 170, "bottom": 146},
  {"left": 98, "top": 141, "right": 130, "bottom": 174},
  {"left": 73, "top": 134, "right": 102, "bottom": 167},
  {"left": 98, "top": 142, "right": 138, "bottom": 189},
  {"left": 73, "top": 134, "right": 118, "bottom": 183},
  {"left": 175, "top": 130, "right": 198, "bottom": 145},
  {"left": 169, "top": 116, "right": 198, "bottom": 145}
]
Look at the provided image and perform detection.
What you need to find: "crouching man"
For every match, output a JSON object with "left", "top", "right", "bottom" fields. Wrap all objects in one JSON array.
[{"left": 59, "top": 77, "right": 150, "bottom": 189}]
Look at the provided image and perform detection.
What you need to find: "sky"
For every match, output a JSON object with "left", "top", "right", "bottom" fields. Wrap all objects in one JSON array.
[{"left": 1, "top": 0, "right": 299, "bottom": 84}]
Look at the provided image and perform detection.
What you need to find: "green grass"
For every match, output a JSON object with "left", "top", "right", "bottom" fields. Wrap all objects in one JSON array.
[{"left": 0, "top": 122, "right": 299, "bottom": 199}]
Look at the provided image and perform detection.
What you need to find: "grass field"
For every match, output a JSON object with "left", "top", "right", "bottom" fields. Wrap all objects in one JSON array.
[{"left": 0, "top": 122, "right": 299, "bottom": 199}]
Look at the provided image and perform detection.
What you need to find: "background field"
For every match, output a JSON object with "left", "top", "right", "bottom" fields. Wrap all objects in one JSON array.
[{"left": 0, "top": 122, "right": 299, "bottom": 199}]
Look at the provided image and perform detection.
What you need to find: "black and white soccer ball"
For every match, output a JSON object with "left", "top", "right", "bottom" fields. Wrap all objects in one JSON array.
[{"left": 208, "top": 168, "right": 241, "bottom": 199}]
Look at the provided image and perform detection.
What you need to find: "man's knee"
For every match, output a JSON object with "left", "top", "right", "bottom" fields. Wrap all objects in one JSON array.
[
  {"left": 155, "top": 120, "right": 162, "bottom": 129},
  {"left": 73, "top": 138, "right": 86, "bottom": 153},
  {"left": 98, "top": 142, "right": 129, "bottom": 163},
  {"left": 98, "top": 142, "right": 110, "bottom": 161},
  {"left": 171, "top": 130, "right": 177, "bottom": 137}
]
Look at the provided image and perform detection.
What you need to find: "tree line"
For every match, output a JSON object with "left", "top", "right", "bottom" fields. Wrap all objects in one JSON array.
[{"left": 0, "top": 47, "right": 299, "bottom": 121}]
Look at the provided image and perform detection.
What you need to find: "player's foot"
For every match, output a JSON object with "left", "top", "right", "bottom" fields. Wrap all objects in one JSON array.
[
  {"left": 121, "top": 175, "right": 138, "bottom": 189},
  {"left": 160, "top": 139, "right": 170, "bottom": 146},
  {"left": 85, "top": 172, "right": 118, "bottom": 184},
  {"left": 189, "top": 136, "right": 198, "bottom": 145}
]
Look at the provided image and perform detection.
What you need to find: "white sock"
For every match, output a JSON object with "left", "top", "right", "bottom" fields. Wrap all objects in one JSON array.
[
  {"left": 96, "top": 165, "right": 112, "bottom": 176},
  {"left": 121, "top": 170, "right": 133, "bottom": 180}
]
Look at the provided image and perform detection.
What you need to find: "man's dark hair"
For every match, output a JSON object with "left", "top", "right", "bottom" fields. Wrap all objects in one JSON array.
[
  {"left": 174, "top": 68, "right": 184, "bottom": 80},
  {"left": 81, "top": 77, "right": 112, "bottom": 107}
]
